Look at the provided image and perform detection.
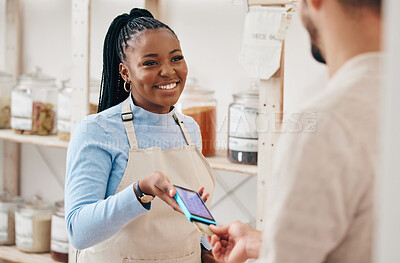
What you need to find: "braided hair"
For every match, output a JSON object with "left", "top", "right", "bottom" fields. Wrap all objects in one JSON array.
[{"left": 98, "top": 8, "right": 177, "bottom": 112}]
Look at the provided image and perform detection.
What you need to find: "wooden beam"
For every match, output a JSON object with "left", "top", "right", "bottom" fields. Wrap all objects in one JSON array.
[
  {"left": 256, "top": 44, "right": 285, "bottom": 229},
  {"left": 71, "top": 0, "right": 91, "bottom": 133},
  {"left": 5, "top": 0, "right": 22, "bottom": 77},
  {"left": 3, "top": 141, "right": 20, "bottom": 196},
  {"left": 145, "top": 0, "right": 161, "bottom": 20},
  {"left": 3, "top": 0, "right": 22, "bottom": 196}
]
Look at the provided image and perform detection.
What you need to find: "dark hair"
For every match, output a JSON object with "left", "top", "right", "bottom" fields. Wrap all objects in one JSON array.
[
  {"left": 337, "top": 0, "right": 381, "bottom": 14},
  {"left": 98, "top": 8, "right": 177, "bottom": 112}
]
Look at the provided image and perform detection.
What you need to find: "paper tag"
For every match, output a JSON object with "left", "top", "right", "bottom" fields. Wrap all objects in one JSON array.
[
  {"left": 239, "top": 6, "right": 290, "bottom": 79},
  {"left": 275, "top": 12, "right": 294, "bottom": 41}
]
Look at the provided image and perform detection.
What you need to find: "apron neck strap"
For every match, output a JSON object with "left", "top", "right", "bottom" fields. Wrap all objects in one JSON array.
[
  {"left": 173, "top": 113, "right": 194, "bottom": 146},
  {"left": 121, "top": 98, "right": 139, "bottom": 150},
  {"left": 121, "top": 97, "right": 195, "bottom": 149}
]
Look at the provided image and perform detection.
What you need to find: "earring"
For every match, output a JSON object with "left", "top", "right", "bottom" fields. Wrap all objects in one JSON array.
[{"left": 124, "top": 81, "right": 131, "bottom": 93}]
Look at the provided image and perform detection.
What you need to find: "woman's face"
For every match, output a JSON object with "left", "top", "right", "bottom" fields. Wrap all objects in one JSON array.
[{"left": 120, "top": 28, "right": 188, "bottom": 114}]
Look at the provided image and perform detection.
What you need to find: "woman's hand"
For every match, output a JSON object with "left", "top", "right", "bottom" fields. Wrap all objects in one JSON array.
[
  {"left": 138, "top": 171, "right": 181, "bottom": 212},
  {"left": 198, "top": 186, "right": 210, "bottom": 203}
]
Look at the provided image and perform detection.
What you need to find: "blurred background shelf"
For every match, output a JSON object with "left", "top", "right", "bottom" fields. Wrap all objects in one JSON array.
[
  {"left": 0, "top": 246, "right": 56, "bottom": 263},
  {"left": 0, "top": 129, "right": 68, "bottom": 149},
  {"left": 207, "top": 150, "right": 257, "bottom": 175},
  {"left": 0, "top": 130, "right": 257, "bottom": 175}
]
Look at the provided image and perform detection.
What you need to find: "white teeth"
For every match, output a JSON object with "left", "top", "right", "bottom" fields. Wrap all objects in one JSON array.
[{"left": 157, "top": 83, "right": 177, "bottom": 90}]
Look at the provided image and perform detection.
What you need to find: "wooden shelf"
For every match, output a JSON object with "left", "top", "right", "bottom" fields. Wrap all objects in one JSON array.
[
  {"left": 248, "top": 0, "right": 297, "bottom": 5},
  {"left": 0, "top": 246, "right": 56, "bottom": 263},
  {"left": 0, "top": 130, "right": 68, "bottom": 149},
  {"left": 0, "top": 129, "right": 257, "bottom": 175},
  {"left": 207, "top": 150, "right": 257, "bottom": 175}
]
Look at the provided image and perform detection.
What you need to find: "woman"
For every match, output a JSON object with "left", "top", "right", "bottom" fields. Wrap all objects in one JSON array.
[{"left": 65, "top": 8, "right": 215, "bottom": 262}]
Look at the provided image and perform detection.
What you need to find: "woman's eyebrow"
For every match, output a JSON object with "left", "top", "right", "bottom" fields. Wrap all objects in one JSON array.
[
  {"left": 142, "top": 53, "right": 158, "bottom": 59},
  {"left": 141, "top": 49, "right": 181, "bottom": 59}
]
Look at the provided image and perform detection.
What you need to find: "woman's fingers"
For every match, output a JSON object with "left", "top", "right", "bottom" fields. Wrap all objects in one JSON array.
[
  {"left": 198, "top": 186, "right": 205, "bottom": 196},
  {"left": 198, "top": 186, "right": 210, "bottom": 203},
  {"left": 154, "top": 173, "right": 175, "bottom": 197}
]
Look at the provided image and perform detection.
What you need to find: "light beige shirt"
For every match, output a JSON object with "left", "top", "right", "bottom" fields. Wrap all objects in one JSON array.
[{"left": 258, "top": 52, "right": 382, "bottom": 263}]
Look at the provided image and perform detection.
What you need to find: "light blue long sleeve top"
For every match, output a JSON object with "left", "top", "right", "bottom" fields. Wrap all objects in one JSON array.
[{"left": 65, "top": 95, "right": 210, "bottom": 250}]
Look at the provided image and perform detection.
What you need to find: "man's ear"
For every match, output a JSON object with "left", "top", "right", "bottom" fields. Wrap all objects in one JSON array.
[
  {"left": 310, "top": 0, "right": 323, "bottom": 10},
  {"left": 119, "top": 63, "right": 129, "bottom": 83}
]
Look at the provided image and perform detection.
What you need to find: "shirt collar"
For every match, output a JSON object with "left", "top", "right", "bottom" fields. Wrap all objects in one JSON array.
[
  {"left": 327, "top": 52, "right": 383, "bottom": 90},
  {"left": 128, "top": 94, "right": 178, "bottom": 126}
]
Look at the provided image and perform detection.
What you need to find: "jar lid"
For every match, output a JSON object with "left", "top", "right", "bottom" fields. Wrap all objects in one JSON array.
[
  {"left": 17, "top": 67, "right": 56, "bottom": 88},
  {"left": 233, "top": 89, "right": 259, "bottom": 101},
  {"left": 21, "top": 195, "right": 51, "bottom": 212},
  {"left": 54, "top": 200, "right": 65, "bottom": 215},
  {"left": 181, "top": 77, "right": 215, "bottom": 101},
  {"left": 0, "top": 191, "right": 23, "bottom": 204},
  {"left": 62, "top": 78, "right": 100, "bottom": 92}
]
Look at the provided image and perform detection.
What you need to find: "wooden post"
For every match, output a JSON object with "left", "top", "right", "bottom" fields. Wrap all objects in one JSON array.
[
  {"left": 256, "top": 43, "right": 285, "bottom": 229},
  {"left": 3, "top": 142, "right": 20, "bottom": 195},
  {"left": 145, "top": 0, "right": 161, "bottom": 20},
  {"left": 71, "top": 0, "right": 91, "bottom": 133},
  {"left": 3, "top": 0, "right": 22, "bottom": 196}
]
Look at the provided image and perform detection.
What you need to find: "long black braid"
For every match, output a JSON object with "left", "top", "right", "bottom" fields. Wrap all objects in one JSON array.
[{"left": 98, "top": 8, "right": 177, "bottom": 112}]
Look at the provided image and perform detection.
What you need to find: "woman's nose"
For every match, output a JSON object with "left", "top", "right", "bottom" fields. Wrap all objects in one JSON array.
[{"left": 160, "top": 63, "right": 175, "bottom": 77}]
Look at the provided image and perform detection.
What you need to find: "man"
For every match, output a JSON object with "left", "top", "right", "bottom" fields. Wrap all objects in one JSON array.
[{"left": 208, "top": 0, "right": 382, "bottom": 262}]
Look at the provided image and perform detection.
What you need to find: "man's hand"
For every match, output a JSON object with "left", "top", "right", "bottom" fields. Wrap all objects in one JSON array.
[{"left": 208, "top": 221, "right": 262, "bottom": 263}]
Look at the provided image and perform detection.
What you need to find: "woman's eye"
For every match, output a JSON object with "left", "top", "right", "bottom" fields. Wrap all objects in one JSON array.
[
  {"left": 172, "top": 55, "right": 184, "bottom": 62},
  {"left": 143, "top": 61, "right": 157, "bottom": 66}
]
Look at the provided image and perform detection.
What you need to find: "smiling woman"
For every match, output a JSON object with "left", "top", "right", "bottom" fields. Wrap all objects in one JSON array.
[
  {"left": 120, "top": 29, "right": 188, "bottom": 113},
  {"left": 65, "top": 7, "right": 216, "bottom": 263}
]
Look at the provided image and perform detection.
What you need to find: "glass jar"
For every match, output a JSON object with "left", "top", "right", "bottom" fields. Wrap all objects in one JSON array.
[
  {"left": 0, "top": 192, "right": 23, "bottom": 245},
  {"left": 15, "top": 197, "right": 52, "bottom": 253},
  {"left": 50, "top": 201, "right": 69, "bottom": 262},
  {"left": 178, "top": 78, "right": 217, "bottom": 157},
  {"left": 57, "top": 79, "right": 100, "bottom": 141},
  {"left": 11, "top": 68, "right": 58, "bottom": 135},
  {"left": 0, "top": 72, "right": 14, "bottom": 128},
  {"left": 228, "top": 87, "right": 259, "bottom": 165}
]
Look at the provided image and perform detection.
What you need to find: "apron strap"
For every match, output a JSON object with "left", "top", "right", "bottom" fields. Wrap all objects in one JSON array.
[
  {"left": 173, "top": 113, "right": 195, "bottom": 146},
  {"left": 121, "top": 98, "right": 139, "bottom": 150}
]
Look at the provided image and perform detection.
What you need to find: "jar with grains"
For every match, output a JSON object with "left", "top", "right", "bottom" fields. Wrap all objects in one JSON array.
[
  {"left": 177, "top": 78, "right": 217, "bottom": 157},
  {"left": 0, "top": 192, "right": 23, "bottom": 245},
  {"left": 228, "top": 85, "right": 259, "bottom": 165},
  {"left": 0, "top": 72, "right": 15, "bottom": 129},
  {"left": 15, "top": 196, "right": 52, "bottom": 253},
  {"left": 57, "top": 79, "right": 100, "bottom": 141},
  {"left": 51, "top": 201, "right": 69, "bottom": 262},
  {"left": 11, "top": 68, "right": 58, "bottom": 135}
]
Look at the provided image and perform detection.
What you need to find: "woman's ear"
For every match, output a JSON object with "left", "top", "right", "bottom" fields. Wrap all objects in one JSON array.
[{"left": 119, "top": 63, "right": 129, "bottom": 83}]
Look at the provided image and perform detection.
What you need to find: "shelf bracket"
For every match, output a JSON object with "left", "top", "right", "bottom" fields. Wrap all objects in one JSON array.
[{"left": 34, "top": 146, "right": 65, "bottom": 189}]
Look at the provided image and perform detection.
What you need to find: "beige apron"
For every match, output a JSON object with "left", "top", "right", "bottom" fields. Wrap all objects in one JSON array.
[{"left": 77, "top": 98, "right": 215, "bottom": 263}]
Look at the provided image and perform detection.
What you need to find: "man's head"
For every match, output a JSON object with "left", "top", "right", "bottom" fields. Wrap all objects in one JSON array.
[{"left": 299, "top": 0, "right": 382, "bottom": 68}]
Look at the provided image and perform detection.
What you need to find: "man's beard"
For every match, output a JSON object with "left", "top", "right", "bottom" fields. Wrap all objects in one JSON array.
[
  {"left": 311, "top": 44, "right": 326, "bottom": 64},
  {"left": 301, "top": 5, "right": 327, "bottom": 64}
]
